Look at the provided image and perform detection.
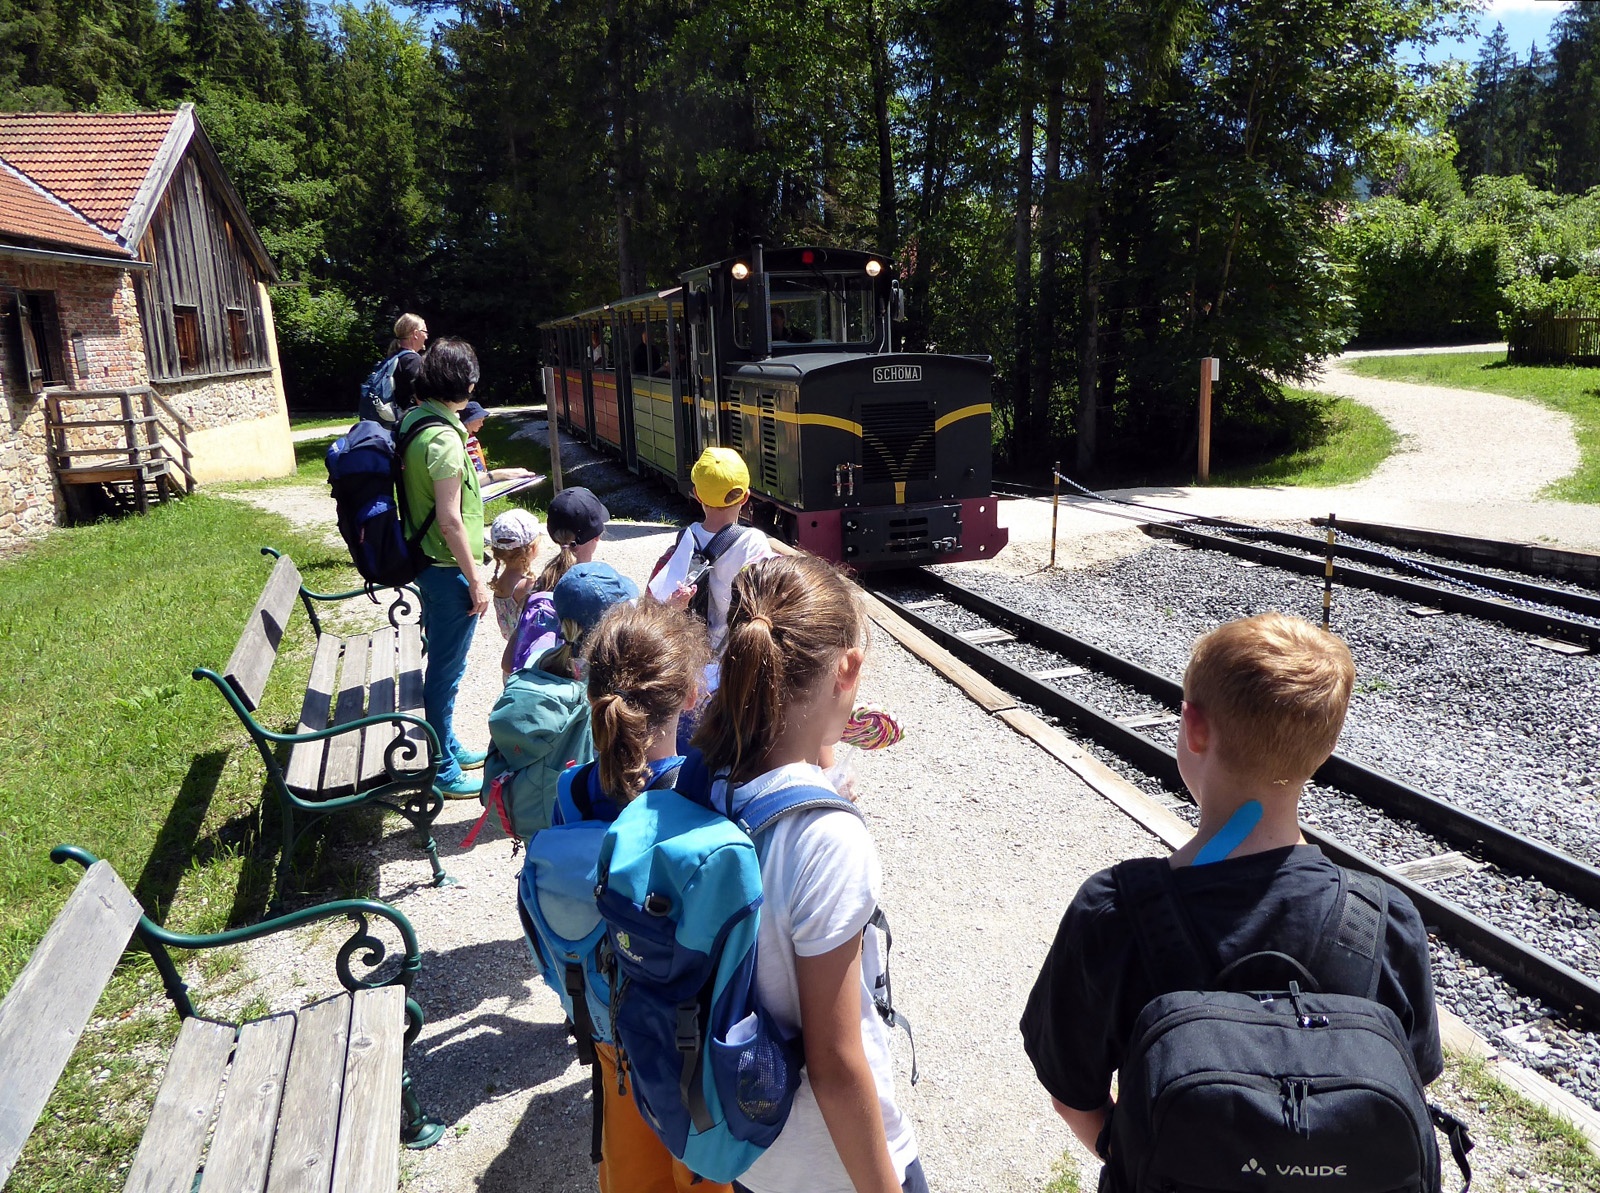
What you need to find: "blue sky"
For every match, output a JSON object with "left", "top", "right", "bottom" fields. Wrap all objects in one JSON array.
[{"left": 1415, "top": 0, "right": 1572, "bottom": 63}]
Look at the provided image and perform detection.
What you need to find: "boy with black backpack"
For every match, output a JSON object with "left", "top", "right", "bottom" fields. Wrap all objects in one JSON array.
[{"left": 1022, "top": 613, "right": 1467, "bottom": 1193}]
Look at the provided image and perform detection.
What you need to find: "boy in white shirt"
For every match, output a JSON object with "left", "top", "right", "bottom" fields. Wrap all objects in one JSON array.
[{"left": 648, "top": 447, "right": 783, "bottom": 652}]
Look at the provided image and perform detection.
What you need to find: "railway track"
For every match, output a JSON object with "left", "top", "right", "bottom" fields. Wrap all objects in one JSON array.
[
  {"left": 870, "top": 570, "right": 1600, "bottom": 1028},
  {"left": 1141, "top": 519, "right": 1600, "bottom": 650}
]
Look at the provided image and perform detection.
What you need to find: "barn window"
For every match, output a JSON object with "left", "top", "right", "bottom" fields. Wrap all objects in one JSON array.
[
  {"left": 227, "top": 307, "right": 251, "bottom": 365},
  {"left": 3, "top": 290, "right": 66, "bottom": 395},
  {"left": 173, "top": 306, "right": 201, "bottom": 371}
]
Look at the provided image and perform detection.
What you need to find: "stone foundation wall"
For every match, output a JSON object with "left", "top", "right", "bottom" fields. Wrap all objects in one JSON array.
[{"left": 0, "top": 260, "right": 145, "bottom": 550}]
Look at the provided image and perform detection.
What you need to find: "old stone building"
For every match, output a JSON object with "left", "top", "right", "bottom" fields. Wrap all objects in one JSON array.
[{"left": 0, "top": 105, "right": 294, "bottom": 550}]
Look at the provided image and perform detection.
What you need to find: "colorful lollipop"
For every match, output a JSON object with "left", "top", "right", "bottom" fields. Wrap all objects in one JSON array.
[{"left": 840, "top": 702, "right": 904, "bottom": 751}]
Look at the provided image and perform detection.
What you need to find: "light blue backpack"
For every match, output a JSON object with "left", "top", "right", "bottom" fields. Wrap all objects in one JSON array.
[{"left": 594, "top": 760, "right": 905, "bottom": 1183}]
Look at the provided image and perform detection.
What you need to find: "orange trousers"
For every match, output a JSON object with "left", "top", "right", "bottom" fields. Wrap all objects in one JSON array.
[{"left": 594, "top": 1042, "right": 735, "bottom": 1193}]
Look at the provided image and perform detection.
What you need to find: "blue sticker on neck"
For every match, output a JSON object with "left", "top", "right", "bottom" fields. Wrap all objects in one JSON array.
[{"left": 1192, "top": 800, "right": 1264, "bottom": 866}]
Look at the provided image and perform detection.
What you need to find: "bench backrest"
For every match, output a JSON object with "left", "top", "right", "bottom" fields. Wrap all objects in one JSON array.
[
  {"left": 0, "top": 861, "right": 142, "bottom": 1187},
  {"left": 224, "top": 554, "right": 305, "bottom": 713}
]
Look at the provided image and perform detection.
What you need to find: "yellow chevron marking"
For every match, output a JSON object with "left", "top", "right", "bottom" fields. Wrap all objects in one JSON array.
[{"left": 934, "top": 403, "right": 992, "bottom": 432}]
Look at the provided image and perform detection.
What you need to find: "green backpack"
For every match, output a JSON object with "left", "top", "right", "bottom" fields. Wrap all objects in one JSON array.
[{"left": 477, "top": 650, "right": 594, "bottom": 842}]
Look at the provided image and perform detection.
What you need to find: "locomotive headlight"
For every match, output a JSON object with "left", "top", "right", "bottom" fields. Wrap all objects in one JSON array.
[
  {"left": 865, "top": 259, "right": 883, "bottom": 277},
  {"left": 731, "top": 262, "right": 751, "bottom": 280}
]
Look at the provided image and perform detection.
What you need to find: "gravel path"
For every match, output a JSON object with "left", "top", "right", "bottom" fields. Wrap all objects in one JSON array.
[{"left": 995, "top": 349, "right": 1600, "bottom": 563}]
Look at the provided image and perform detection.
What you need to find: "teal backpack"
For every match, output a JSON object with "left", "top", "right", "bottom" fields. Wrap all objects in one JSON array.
[
  {"left": 477, "top": 650, "right": 593, "bottom": 842},
  {"left": 594, "top": 757, "right": 914, "bottom": 1183}
]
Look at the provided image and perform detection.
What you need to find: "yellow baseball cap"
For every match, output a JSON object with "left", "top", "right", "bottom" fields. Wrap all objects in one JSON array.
[{"left": 691, "top": 447, "right": 751, "bottom": 508}]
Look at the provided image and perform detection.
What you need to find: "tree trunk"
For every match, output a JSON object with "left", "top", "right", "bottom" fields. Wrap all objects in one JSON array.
[
  {"left": 1075, "top": 65, "right": 1105, "bottom": 475},
  {"left": 868, "top": 0, "right": 897, "bottom": 253},
  {"left": 1030, "top": 16, "right": 1065, "bottom": 463},
  {"left": 1010, "top": 0, "right": 1037, "bottom": 468}
]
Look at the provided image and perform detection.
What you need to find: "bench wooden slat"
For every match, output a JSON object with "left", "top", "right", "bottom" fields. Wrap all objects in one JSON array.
[
  {"left": 321, "top": 635, "right": 371, "bottom": 797},
  {"left": 396, "top": 624, "right": 428, "bottom": 766},
  {"left": 224, "top": 555, "right": 304, "bottom": 713},
  {"left": 284, "top": 632, "right": 344, "bottom": 797},
  {"left": 0, "top": 861, "right": 141, "bottom": 1187},
  {"left": 360, "top": 627, "right": 399, "bottom": 790},
  {"left": 197, "top": 1013, "right": 296, "bottom": 1193},
  {"left": 123, "top": 1018, "right": 237, "bottom": 1193},
  {"left": 265, "top": 995, "right": 351, "bottom": 1193},
  {"left": 329, "top": 987, "right": 405, "bottom": 1193}
]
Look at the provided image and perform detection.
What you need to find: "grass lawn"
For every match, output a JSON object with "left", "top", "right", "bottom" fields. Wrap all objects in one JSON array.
[
  {"left": 1345, "top": 351, "right": 1600, "bottom": 502},
  {"left": 289, "top": 412, "right": 358, "bottom": 431},
  {"left": 1214, "top": 388, "right": 1398, "bottom": 488},
  {"left": 0, "top": 496, "right": 363, "bottom": 1190}
]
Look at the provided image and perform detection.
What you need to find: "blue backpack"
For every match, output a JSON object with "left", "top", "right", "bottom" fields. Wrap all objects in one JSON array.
[
  {"left": 594, "top": 758, "right": 911, "bottom": 1183},
  {"left": 517, "top": 759, "right": 674, "bottom": 1163},
  {"left": 325, "top": 414, "right": 444, "bottom": 588},
  {"left": 358, "top": 350, "right": 412, "bottom": 425}
]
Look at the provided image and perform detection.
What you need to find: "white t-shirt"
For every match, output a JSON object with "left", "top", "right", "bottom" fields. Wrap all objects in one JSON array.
[
  {"left": 712, "top": 763, "right": 917, "bottom": 1193},
  {"left": 646, "top": 523, "right": 776, "bottom": 651}
]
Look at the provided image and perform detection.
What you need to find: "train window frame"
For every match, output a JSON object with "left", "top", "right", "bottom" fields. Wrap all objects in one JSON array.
[{"left": 732, "top": 272, "right": 877, "bottom": 349}]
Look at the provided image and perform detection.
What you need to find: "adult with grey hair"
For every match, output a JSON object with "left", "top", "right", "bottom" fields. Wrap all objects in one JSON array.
[{"left": 399, "top": 337, "right": 533, "bottom": 798}]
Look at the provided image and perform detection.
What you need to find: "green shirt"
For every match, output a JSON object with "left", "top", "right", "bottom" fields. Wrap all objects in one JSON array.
[{"left": 399, "top": 401, "right": 484, "bottom": 568}]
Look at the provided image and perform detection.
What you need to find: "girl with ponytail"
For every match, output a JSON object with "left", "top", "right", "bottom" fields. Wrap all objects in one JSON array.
[
  {"left": 694, "top": 555, "right": 926, "bottom": 1193},
  {"left": 577, "top": 600, "right": 727, "bottom": 1193}
]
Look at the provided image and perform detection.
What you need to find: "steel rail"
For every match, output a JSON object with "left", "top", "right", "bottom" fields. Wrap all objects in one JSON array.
[
  {"left": 914, "top": 569, "right": 1600, "bottom": 909},
  {"left": 1310, "top": 518, "right": 1600, "bottom": 590},
  {"left": 872, "top": 584, "right": 1600, "bottom": 1025},
  {"left": 1175, "top": 515, "right": 1600, "bottom": 622},
  {"left": 1139, "top": 521, "right": 1600, "bottom": 651}
]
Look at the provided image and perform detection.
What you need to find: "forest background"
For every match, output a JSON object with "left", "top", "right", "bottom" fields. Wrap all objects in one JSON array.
[{"left": 4, "top": 0, "right": 1599, "bottom": 478}]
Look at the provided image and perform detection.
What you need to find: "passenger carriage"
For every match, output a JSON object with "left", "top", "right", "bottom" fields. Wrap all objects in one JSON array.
[{"left": 539, "top": 245, "right": 1007, "bottom": 570}]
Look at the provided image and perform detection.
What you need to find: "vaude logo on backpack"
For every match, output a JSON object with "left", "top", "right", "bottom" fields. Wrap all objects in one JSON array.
[
  {"left": 593, "top": 763, "right": 872, "bottom": 1183},
  {"left": 1103, "top": 859, "right": 1472, "bottom": 1193},
  {"left": 326, "top": 414, "right": 444, "bottom": 589}
]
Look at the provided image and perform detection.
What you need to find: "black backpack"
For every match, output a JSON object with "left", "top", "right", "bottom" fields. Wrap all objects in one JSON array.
[
  {"left": 679, "top": 523, "right": 753, "bottom": 623},
  {"left": 325, "top": 414, "right": 446, "bottom": 588},
  {"left": 1102, "top": 858, "right": 1472, "bottom": 1193}
]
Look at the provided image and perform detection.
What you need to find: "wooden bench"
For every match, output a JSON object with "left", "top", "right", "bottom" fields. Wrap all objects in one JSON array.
[
  {"left": 192, "top": 548, "right": 453, "bottom": 908},
  {"left": 0, "top": 846, "right": 444, "bottom": 1192}
]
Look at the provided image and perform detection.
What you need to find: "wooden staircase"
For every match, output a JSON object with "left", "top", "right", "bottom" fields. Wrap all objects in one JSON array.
[{"left": 45, "top": 387, "right": 196, "bottom": 521}]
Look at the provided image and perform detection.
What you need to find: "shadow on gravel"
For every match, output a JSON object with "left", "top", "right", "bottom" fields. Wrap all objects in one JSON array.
[
  {"left": 411, "top": 1010, "right": 578, "bottom": 1124},
  {"left": 474, "top": 1074, "right": 595, "bottom": 1193}
]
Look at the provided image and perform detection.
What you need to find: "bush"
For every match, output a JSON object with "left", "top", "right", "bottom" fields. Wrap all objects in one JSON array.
[{"left": 271, "top": 284, "right": 379, "bottom": 411}]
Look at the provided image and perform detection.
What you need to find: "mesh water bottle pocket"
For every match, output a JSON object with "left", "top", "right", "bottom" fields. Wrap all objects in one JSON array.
[{"left": 709, "top": 1010, "right": 803, "bottom": 1145}]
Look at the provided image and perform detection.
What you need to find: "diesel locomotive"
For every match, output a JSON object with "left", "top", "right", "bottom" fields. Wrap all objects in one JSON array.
[{"left": 538, "top": 245, "right": 1007, "bottom": 570}]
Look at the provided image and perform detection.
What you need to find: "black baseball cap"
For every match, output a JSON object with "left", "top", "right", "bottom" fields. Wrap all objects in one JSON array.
[{"left": 547, "top": 486, "right": 609, "bottom": 545}]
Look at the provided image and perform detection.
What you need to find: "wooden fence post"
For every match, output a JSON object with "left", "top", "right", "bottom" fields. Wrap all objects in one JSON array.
[{"left": 1198, "top": 357, "right": 1218, "bottom": 482}]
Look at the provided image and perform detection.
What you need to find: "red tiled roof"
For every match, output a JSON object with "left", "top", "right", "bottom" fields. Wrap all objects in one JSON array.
[
  {"left": 0, "top": 110, "right": 178, "bottom": 235},
  {"left": 0, "top": 163, "right": 129, "bottom": 256}
]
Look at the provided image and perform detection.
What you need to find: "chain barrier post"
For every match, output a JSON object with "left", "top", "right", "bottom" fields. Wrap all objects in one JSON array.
[
  {"left": 1198, "top": 357, "right": 1218, "bottom": 482},
  {"left": 1323, "top": 512, "right": 1336, "bottom": 629},
  {"left": 1050, "top": 461, "right": 1060, "bottom": 569}
]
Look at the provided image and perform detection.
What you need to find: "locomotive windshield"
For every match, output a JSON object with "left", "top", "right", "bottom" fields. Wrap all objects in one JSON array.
[{"left": 733, "top": 272, "right": 877, "bottom": 348}]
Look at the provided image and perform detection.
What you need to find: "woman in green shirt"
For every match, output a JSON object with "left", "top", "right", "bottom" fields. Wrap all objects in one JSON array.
[{"left": 399, "top": 338, "right": 532, "bottom": 797}]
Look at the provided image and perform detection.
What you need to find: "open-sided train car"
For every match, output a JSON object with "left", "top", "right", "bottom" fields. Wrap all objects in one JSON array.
[{"left": 539, "top": 245, "right": 1007, "bottom": 571}]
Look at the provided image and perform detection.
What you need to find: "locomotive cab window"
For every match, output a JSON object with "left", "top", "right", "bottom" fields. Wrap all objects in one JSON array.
[{"left": 734, "top": 273, "right": 877, "bottom": 348}]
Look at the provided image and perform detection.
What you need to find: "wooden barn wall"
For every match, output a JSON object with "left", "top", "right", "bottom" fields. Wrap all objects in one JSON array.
[{"left": 136, "top": 153, "right": 269, "bottom": 382}]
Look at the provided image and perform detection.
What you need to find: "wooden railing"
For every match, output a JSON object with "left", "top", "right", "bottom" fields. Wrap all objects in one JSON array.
[
  {"left": 44, "top": 387, "right": 195, "bottom": 513},
  {"left": 1507, "top": 306, "right": 1600, "bottom": 366}
]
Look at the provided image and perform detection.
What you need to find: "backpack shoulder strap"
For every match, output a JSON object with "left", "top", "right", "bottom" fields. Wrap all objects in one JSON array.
[
  {"left": 394, "top": 413, "right": 448, "bottom": 545},
  {"left": 699, "top": 522, "right": 750, "bottom": 564},
  {"left": 736, "top": 782, "right": 862, "bottom": 837},
  {"left": 1112, "top": 857, "right": 1213, "bottom": 993},
  {"left": 1307, "top": 868, "right": 1386, "bottom": 1000}
]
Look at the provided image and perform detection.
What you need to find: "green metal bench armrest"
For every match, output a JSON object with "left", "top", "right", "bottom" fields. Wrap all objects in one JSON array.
[
  {"left": 260, "top": 546, "right": 422, "bottom": 634},
  {"left": 191, "top": 668, "right": 444, "bottom": 756},
  {"left": 52, "top": 846, "right": 426, "bottom": 1041}
]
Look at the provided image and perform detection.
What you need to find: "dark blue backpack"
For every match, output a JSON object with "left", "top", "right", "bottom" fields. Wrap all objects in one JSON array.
[
  {"left": 325, "top": 414, "right": 444, "bottom": 588},
  {"left": 358, "top": 351, "right": 409, "bottom": 425}
]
